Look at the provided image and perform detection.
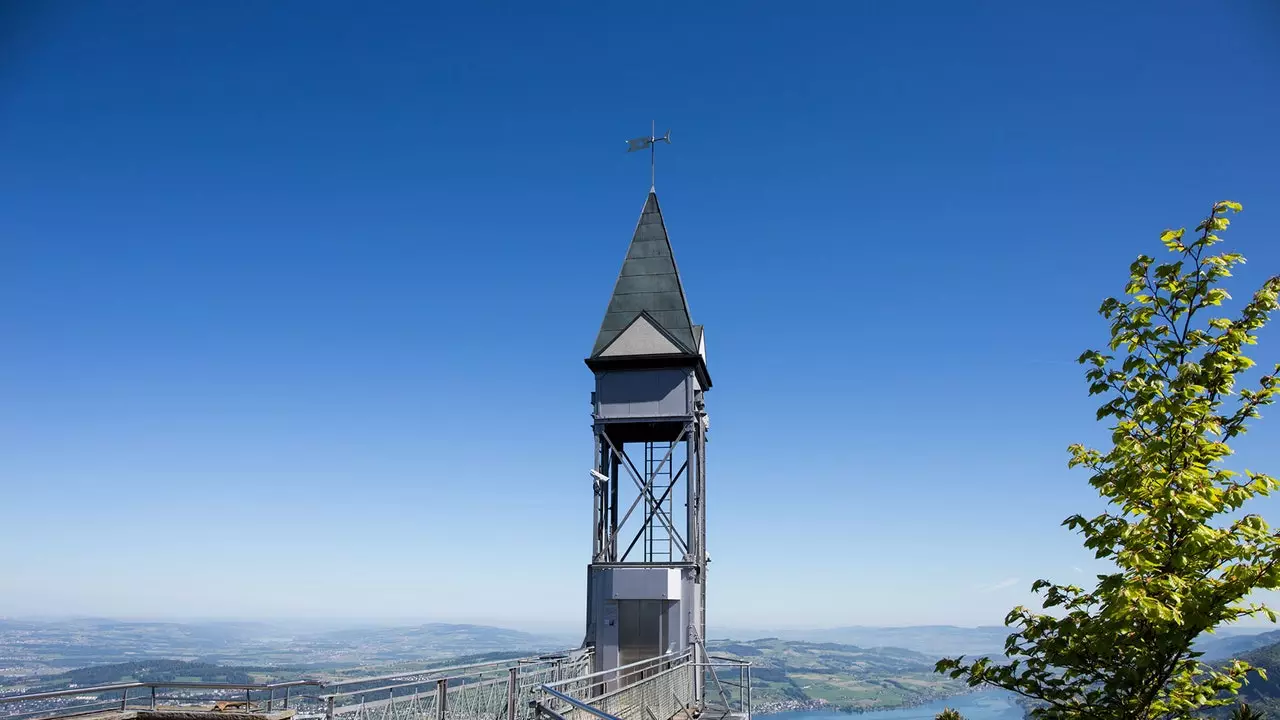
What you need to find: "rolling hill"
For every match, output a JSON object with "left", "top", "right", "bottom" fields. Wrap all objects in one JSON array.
[
  {"left": 705, "top": 638, "right": 970, "bottom": 712},
  {"left": 711, "top": 625, "right": 1010, "bottom": 657}
]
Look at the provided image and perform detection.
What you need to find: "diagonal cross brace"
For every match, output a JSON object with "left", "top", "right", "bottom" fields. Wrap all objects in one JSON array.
[
  {"left": 603, "top": 434, "right": 687, "bottom": 559},
  {"left": 621, "top": 460, "right": 688, "bottom": 562},
  {"left": 600, "top": 430, "right": 689, "bottom": 557},
  {"left": 612, "top": 434, "right": 689, "bottom": 557}
]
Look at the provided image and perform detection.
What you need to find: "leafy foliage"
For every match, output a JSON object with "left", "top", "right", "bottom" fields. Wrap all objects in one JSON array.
[
  {"left": 936, "top": 708, "right": 966, "bottom": 720},
  {"left": 1230, "top": 702, "right": 1266, "bottom": 720},
  {"left": 1203, "top": 639, "right": 1280, "bottom": 718},
  {"left": 936, "top": 201, "right": 1280, "bottom": 719}
]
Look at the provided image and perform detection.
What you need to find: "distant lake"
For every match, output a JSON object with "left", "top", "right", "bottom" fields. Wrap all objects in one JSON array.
[{"left": 766, "top": 691, "right": 1022, "bottom": 720}]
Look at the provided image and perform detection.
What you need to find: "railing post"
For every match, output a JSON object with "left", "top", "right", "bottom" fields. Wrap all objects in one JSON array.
[
  {"left": 507, "top": 668, "right": 518, "bottom": 720},
  {"left": 326, "top": 695, "right": 335, "bottom": 720},
  {"left": 690, "top": 661, "right": 697, "bottom": 712},
  {"left": 247, "top": 689, "right": 253, "bottom": 711},
  {"left": 267, "top": 688, "right": 274, "bottom": 713},
  {"left": 121, "top": 688, "right": 129, "bottom": 711},
  {"left": 151, "top": 687, "right": 157, "bottom": 710},
  {"left": 436, "top": 679, "right": 448, "bottom": 720},
  {"left": 284, "top": 686, "right": 291, "bottom": 710}
]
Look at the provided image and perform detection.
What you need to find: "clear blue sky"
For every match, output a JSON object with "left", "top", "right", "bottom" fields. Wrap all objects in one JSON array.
[{"left": 2, "top": 1, "right": 1279, "bottom": 632}]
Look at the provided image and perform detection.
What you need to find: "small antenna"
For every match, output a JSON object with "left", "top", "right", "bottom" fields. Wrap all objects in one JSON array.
[{"left": 625, "top": 121, "right": 671, "bottom": 191}]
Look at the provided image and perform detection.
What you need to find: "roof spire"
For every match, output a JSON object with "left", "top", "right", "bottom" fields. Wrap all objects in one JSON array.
[
  {"left": 625, "top": 122, "right": 671, "bottom": 192},
  {"left": 589, "top": 191, "right": 697, "bottom": 359}
]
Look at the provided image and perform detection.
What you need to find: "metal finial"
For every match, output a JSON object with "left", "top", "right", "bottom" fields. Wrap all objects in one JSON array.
[{"left": 625, "top": 121, "right": 671, "bottom": 191}]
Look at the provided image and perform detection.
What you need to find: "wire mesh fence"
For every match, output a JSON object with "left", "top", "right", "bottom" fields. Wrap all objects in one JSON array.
[
  {"left": 0, "top": 652, "right": 590, "bottom": 720},
  {"left": 534, "top": 653, "right": 697, "bottom": 720},
  {"left": 322, "top": 651, "right": 594, "bottom": 720},
  {"left": 0, "top": 681, "right": 321, "bottom": 720},
  {"left": 0, "top": 649, "right": 742, "bottom": 720}
]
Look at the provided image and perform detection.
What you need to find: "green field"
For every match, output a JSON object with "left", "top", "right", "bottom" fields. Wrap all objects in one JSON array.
[{"left": 705, "top": 638, "right": 969, "bottom": 712}]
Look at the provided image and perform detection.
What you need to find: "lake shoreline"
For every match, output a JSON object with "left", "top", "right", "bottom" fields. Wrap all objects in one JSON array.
[
  {"left": 755, "top": 687, "right": 984, "bottom": 716},
  {"left": 756, "top": 689, "right": 1021, "bottom": 720}
]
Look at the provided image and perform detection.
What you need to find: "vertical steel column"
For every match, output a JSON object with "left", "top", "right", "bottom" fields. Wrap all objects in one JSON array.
[
  {"left": 609, "top": 447, "right": 620, "bottom": 561},
  {"left": 150, "top": 687, "right": 157, "bottom": 710},
  {"left": 696, "top": 414, "right": 708, "bottom": 705},
  {"left": 641, "top": 441, "right": 650, "bottom": 559},
  {"left": 121, "top": 689, "right": 128, "bottom": 711},
  {"left": 685, "top": 428, "right": 695, "bottom": 562},
  {"left": 594, "top": 430, "right": 607, "bottom": 560},
  {"left": 593, "top": 434, "right": 601, "bottom": 560},
  {"left": 326, "top": 695, "right": 335, "bottom": 720}
]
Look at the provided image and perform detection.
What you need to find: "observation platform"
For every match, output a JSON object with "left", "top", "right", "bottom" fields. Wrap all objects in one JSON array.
[{"left": 0, "top": 650, "right": 751, "bottom": 720}]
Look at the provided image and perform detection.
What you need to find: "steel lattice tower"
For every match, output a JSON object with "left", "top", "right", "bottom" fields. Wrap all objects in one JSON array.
[{"left": 583, "top": 190, "right": 711, "bottom": 695}]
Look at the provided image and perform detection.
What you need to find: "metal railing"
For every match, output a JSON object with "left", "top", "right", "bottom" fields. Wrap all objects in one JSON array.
[
  {"left": 0, "top": 680, "right": 320, "bottom": 720},
  {"left": 536, "top": 654, "right": 693, "bottom": 720},
  {"left": 318, "top": 651, "right": 594, "bottom": 720},
  {"left": 699, "top": 656, "right": 752, "bottom": 719},
  {"left": 537, "top": 652, "right": 691, "bottom": 711},
  {"left": 0, "top": 649, "right": 746, "bottom": 720},
  {"left": 0, "top": 652, "right": 592, "bottom": 720},
  {"left": 531, "top": 651, "right": 751, "bottom": 720}
]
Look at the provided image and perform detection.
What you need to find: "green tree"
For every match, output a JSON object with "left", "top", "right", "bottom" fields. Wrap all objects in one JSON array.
[
  {"left": 1231, "top": 703, "right": 1267, "bottom": 720},
  {"left": 935, "top": 708, "right": 966, "bottom": 720},
  {"left": 936, "top": 201, "right": 1280, "bottom": 720}
]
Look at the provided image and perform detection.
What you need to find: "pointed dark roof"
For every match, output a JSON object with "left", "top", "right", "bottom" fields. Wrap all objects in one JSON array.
[{"left": 590, "top": 191, "right": 698, "bottom": 357}]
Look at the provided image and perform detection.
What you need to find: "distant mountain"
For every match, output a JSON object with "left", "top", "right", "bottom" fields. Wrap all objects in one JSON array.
[
  {"left": 0, "top": 618, "right": 282, "bottom": 671},
  {"left": 307, "top": 623, "right": 570, "bottom": 658},
  {"left": 1198, "top": 638, "right": 1280, "bottom": 718},
  {"left": 712, "top": 625, "right": 1010, "bottom": 658},
  {"left": 1195, "top": 629, "right": 1280, "bottom": 661},
  {"left": 0, "top": 618, "right": 575, "bottom": 679},
  {"left": 710, "top": 625, "right": 1280, "bottom": 661}
]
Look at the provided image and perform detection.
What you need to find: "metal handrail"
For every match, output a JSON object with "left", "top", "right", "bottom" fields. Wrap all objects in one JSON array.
[
  {"left": 703, "top": 655, "right": 749, "bottom": 664},
  {"left": 0, "top": 647, "right": 740, "bottom": 720},
  {"left": 570, "top": 656, "right": 689, "bottom": 708},
  {"left": 0, "top": 649, "right": 589, "bottom": 720},
  {"left": 0, "top": 680, "right": 321, "bottom": 706},
  {"left": 535, "top": 686, "right": 623, "bottom": 720},
  {"left": 323, "top": 664, "right": 539, "bottom": 699},
  {"left": 540, "top": 651, "right": 691, "bottom": 693},
  {"left": 322, "top": 656, "right": 556, "bottom": 696}
]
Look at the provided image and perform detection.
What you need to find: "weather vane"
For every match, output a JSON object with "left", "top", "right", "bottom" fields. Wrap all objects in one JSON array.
[{"left": 626, "top": 121, "right": 671, "bottom": 191}]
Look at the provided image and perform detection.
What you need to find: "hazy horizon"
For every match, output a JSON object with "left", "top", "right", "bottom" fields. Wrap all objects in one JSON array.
[{"left": 4, "top": 614, "right": 1277, "bottom": 636}]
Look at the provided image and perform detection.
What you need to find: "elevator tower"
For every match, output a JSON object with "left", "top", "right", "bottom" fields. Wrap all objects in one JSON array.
[{"left": 583, "top": 189, "right": 710, "bottom": 695}]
